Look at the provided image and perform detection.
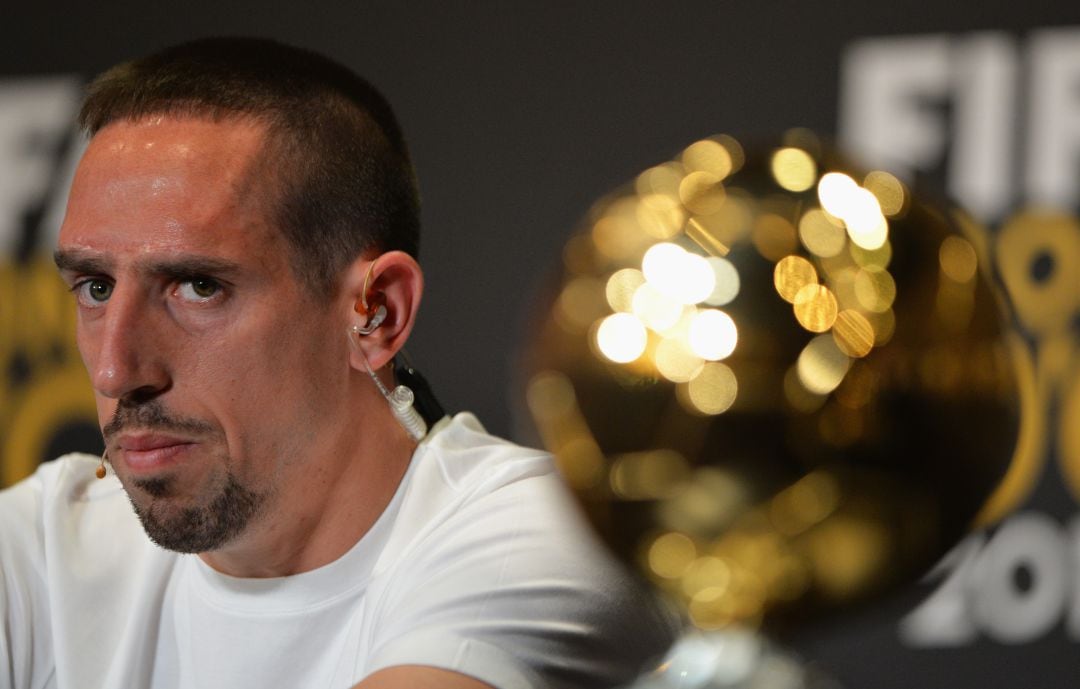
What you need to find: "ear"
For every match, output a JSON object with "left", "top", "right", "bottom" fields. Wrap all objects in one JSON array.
[{"left": 343, "top": 251, "right": 424, "bottom": 371}]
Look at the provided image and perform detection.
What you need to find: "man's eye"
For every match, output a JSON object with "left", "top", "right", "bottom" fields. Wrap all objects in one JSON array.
[
  {"left": 73, "top": 279, "right": 113, "bottom": 304},
  {"left": 177, "top": 278, "right": 221, "bottom": 301}
]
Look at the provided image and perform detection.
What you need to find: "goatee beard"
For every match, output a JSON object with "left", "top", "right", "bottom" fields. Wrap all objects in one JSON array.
[{"left": 129, "top": 472, "right": 266, "bottom": 553}]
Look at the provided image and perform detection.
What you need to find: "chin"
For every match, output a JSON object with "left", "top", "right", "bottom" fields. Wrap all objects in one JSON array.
[{"left": 126, "top": 471, "right": 268, "bottom": 554}]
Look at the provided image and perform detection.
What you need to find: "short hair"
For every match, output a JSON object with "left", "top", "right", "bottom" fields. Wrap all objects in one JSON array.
[{"left": 79, "top": 37, "right": 421, "bottom": 297}]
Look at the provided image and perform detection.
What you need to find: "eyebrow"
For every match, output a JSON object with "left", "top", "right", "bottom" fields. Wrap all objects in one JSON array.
[
  {"left": 54, "top": 249, "right": 110, "bottom": 275},
  {"left": 54, "top": 249, "right": 243, "bottom": 279}
]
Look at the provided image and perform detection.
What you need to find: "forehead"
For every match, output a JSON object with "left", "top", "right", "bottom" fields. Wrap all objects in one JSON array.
[{"left": 59, "top": 115, "right": 281, "bottom": 261}]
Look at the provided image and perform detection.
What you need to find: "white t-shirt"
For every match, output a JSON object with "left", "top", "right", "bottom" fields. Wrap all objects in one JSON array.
[{"left": 0, "top": 413, "right": 676, "bottom": 689}]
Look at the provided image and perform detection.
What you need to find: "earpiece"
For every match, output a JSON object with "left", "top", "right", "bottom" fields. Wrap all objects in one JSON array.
[
  {"left": 349, "top": 257, "right": 429, "bottom": 441},
  {"left": 354, "top": 303, "right": 387, "bottom": 335},
  {"left": 353, "top": 256, "right": 386, "bottom": 335}
]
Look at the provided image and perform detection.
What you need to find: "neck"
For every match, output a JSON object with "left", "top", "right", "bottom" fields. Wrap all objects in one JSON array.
[{"left": 198, "top": 392, "right": 417, "bottom": 578}]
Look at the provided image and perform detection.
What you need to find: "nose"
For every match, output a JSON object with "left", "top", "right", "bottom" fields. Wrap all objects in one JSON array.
[{"left": 85, "top": 286, "right": 171, "bottom": 401}]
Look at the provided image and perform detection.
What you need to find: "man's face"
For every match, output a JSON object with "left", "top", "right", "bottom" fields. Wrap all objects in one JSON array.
[{"left": 56, "top": 116, "right": 350, "bottom": 553}]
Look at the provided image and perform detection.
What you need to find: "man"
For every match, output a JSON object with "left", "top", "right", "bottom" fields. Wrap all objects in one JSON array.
[{"left": 0, "top": 38, "right": 675, "bottom": 688}]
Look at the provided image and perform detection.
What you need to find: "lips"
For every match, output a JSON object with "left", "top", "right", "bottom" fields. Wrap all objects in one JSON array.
[{"left": 116, "top": 434, "right": 195, "bottom": 472}]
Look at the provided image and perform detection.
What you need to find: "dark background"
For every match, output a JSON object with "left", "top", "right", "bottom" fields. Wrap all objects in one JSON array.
[{"left": 4, "top": 2, "right": 1080, "bottom": 687}]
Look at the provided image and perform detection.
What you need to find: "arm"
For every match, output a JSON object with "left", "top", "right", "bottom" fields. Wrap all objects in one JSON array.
[{"left": 355, "top": 665, "right": 495, "bottom": 689}]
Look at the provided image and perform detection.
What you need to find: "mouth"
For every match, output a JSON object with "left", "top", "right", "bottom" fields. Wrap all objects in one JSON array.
[{"left": 116, "top": 434, "right": 197, "bottom": 474}]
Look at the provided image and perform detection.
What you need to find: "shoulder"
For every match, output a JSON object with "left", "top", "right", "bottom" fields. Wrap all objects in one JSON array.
[
  {"left": 0, "top": 453, "right": 156, "bottom": 579},
  {"left": 0, "top": 456, "right": 178, "bottom": 686},
  {"left": 422, "top": 412, "right": 554, "bottom": 490},
  {"left": 0, "top": 454, "right": 111, "bottom": 551},
  {"left": 2, "top": 452, "right": 134, "bottom": 520},
  {"left": 2, "top": 453, "right": 116, "bottom": 502},
  {"left": 379, "top": 413, "right": 585, "bottom": 569},
  {"left": 377, "top": 413, "right": 557, "bottom": 549},
  {"left": 366, "top": 414, "right": 678, "bottom": 687}
]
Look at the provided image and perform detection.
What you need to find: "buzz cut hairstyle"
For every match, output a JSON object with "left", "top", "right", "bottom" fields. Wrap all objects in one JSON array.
[{"left": 79, "top": 36, "right": 421, "bottom": 297}]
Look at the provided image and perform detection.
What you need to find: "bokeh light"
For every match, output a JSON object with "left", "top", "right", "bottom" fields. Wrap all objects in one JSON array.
[
  {"left": 939, "top": 236, "right": 978, "bottom": 283},
  {"left": 682, "top": 139, "right": 734, "bottom": 179},
  {"left": 771, "top": 147, "right": 817, "bottom": 192},
  {"left": 605, "top": 268, "right": 646, "bottom": 313},
  {"left": 792, "top": 284, "right": 838, "bottom": 333},
  {"left": 832, "top": 309, "right": 875, "bottom": 358},
  {"left": 688, "top": 309, "right": 738, "bottom": 361},
  {"left": 681, "top": 362, "right": 738, "bottom": 415},
  {"left": 797, "top": 334, "right": 851, "bottom": 395},
  {"left": 649, "top": 532, "right": 698, "bottom": 579},
  {"left": 632, "top": 283, "right": 685, "bottom": 332},
  {"left": 817, "top": 172, "right": 859, "bottom": 217},
  {"left": 595, "top": 313, "right": 647, "bottom": 363},
  {"left": 656, "top": 337, "right": 705, "bottom": 382},
  {"left": 863, "top": 170, "right": 906, "bottom": 217},
  {"left": 643, "top": 243, "right": 717, "bottom": 305},
  {"left": 680, "top": 171, "right": 727, "bottom": 215},
  {"left": 798, "top": 209, "right": 847, "bottom": 258},
  {"left": 704, "top": 256, "right": 740, "bottom": 306},
  {"left": 773, "top": 255, "right": 818, "bottom": 303}
]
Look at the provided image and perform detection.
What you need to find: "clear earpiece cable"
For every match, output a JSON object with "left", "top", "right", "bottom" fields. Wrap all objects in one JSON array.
[{"left": 359, "top": 349, "right": 427, "bottom": 441}]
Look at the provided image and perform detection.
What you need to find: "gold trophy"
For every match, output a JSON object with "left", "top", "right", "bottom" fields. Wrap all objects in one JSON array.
[{"left": 521, "top": 131, "right": 1021, "bottom": 687}]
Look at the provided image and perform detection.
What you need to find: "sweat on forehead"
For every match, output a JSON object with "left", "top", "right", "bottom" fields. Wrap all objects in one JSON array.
[{"left": 75, "top": 116, "right": 276, "bottom": 233}]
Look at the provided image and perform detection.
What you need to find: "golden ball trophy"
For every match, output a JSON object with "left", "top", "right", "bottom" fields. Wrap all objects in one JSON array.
[{"left": 522, "top": 131, "right": 1021, "bottom": 687}]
